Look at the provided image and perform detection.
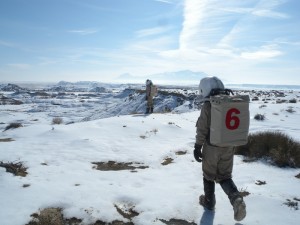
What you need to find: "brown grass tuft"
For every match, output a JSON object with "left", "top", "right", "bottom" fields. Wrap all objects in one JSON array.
[
  {"left": 235, "top": 131, "right": 300, "bottom": 168},
  {"left": 52, "top": 117, "right": 63, "bottom": 125},
  {"left": 0, "top": 138, "right": 15, "bottom": 142},
  {"left": 26, "top": 208, "right": 64, "bottom": 225},
  {"left": 3, "top": 122, "right": 22, "bottom": 131},
  {"left": 0, "top": 161, "right": 28, "bottom": 177}
]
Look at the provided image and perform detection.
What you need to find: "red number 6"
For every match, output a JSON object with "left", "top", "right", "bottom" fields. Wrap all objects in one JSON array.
[{"left": 226, "top": 108, "right": 240, "bottom": 130}]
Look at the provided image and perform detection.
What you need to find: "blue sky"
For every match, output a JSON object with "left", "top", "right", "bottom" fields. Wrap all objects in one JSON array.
[{"left": 0, "top": 0, "right": 299, "bottom": 84}]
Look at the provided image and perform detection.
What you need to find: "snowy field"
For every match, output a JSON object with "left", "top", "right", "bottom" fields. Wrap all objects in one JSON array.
[{"left": 0, "top": 82, "right": 300, "bottom": 225}]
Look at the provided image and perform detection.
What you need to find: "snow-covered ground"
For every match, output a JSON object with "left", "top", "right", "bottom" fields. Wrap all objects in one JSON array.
[{"left": 0, "top": 83, "right": 300, "bottom": 225}]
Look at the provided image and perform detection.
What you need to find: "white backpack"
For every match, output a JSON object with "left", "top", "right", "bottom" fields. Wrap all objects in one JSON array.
[
  {"left": 150, "top": 85, "right": 158, "bottom": 96},
  {"left": 209, "top": 93, "right": 250, "bottom": 147}
]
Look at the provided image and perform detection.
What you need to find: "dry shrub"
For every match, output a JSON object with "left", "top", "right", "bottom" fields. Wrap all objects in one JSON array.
[
  {"left": 161, "top": 157, "right": 174, "bottom": 166},
  {"left": 259, "top": 104, "right": 267, "bottom": 109},
  {"left": 254, "top": 114, "right": 265, "bottom": 121},
  {"left": 114, "top": 204, "right": 139, "bottom": 221},
  {"left": 27, "top": 208, "right": 64, "bottom": 225},
  {"left": 160, "top": 219, "right": 197, "bottom": 225},
  {"left": 239, "top": 187, "right": 250, "bottom": 197},
  {"left": 235, "top": 131, "right": 300, "bottom": 168},
  {"left": 0, "top": 161, "right": 28, "bottom": 177},
  {"left": 283, "top": 199, "right": 299, "bottom": 210},
  {"left": 52, "top": 117, "right": 63, "bottom": 125},
  {"left": 163, "top": 106, "right": 172, "bottom": 113},
  {"left": 3, "top": 122, "right": 22, "bottom": 131},
  {"left": 92, "top": 161, "right": 148, "bottom": 171},
  {"left": 0, "top": 138, "right": 14, "bottom": 142},
  {"left": 286, "top": 107, "right": 296, "bottom": 113},
  {"left": 26, "top": 207, "right": 134, "bottom": 225},
  {"left": 151, "top": 128, "right": 158, "bottom": 134}
]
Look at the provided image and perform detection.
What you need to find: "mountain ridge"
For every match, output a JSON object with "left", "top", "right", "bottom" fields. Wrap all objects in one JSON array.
[{"left": 117, "top": 70, "right": 209, "bottom": 83}]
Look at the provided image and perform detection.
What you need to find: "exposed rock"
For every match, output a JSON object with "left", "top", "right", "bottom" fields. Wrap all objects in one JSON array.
[{"left": 0, "top": 94, "right": 23, "bottom": 105}]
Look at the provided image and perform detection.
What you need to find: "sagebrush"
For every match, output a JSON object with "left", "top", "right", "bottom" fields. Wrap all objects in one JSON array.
[
  {"left": 0, "top": 161, "right": 28, "bottom": 177},
  {"left": 3, "top": 122, "right": 22, "bottom": 131},
  {"left": 235, "top": 131, "right": 300, "bottom": 168},
  {"left": 52, "top": 117, "right": 63, "bottom": 125},
  {"left": 254, "top": 114, "right": 265, "bottom": 121}
]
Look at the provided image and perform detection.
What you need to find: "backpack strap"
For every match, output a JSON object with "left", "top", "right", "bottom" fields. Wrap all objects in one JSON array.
[{"left": 209, "top": 88, "right": 234, "bottom": 97}]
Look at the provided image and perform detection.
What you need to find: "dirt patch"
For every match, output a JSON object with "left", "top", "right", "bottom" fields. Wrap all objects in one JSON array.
[
  {"left": 27, "top": 204, "right": 197, "bottom": 225},
  {"left": 26, "top": 208, "right": 64, "bottom": 225},
  {"left": 3, "top": 122, "right": 23, "bottom": 131},
  {"left": 114, "top": 204, "right": 139, "bottom": 221},
  {"left": 92, "top": 161, "right": 148, "bottom": 172},
  {"left": 296, "top": 173, "right": 300, "bottom": 179},
  {"left": 175, "top": 151, "right": 187, "bottom": 155},
  {"left": 26, "top": 208, "right": 134, "bottom": 225},
  {"left": 93, "top": 221, "right": 134, "bottom": 225},
  {"left": 255, "top": 180, "right": 266, "bottom": 185},
  {"left": 160, "top": 218, "right": 197, "bottom": 225},
  {"left": 65, "top": 217, "right": 82, "bottom": 225},
  {"left": 0, "top": 138, "right": 14, "bottom": 142},
  {"left": 161, "top": 157, "right": 174, "bottom": 166},
  {"left": 0, "top": 161, "right": 28, "bottom": 177}
]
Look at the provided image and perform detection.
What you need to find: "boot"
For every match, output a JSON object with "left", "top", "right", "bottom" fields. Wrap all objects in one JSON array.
[
  {"left": 199, "top": 178, "right": 216, "bottom": 210},
  {"left": 232, "top": 193, "right": 246, "bottom": 221},
  {"left": 150, "top": 107, "right": 153, "bottom": 113},
  {"left": 146, "top": 107, "right": 150, "bottom": 114},
  {"left": 220, "top": 179, "right": 246, "bottom": 221}
]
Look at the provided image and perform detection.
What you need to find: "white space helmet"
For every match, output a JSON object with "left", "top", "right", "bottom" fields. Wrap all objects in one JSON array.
[
  {"left": 199, "top": 76, "right": 224, "bottom": 98},
  {"left": 146, "top": 79, "right": 152, "bottom": 86}
]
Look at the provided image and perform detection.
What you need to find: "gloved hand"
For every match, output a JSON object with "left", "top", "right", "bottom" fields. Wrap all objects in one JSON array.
[{"left": 193, "top": 143, "right": 203, "bottom": 162}]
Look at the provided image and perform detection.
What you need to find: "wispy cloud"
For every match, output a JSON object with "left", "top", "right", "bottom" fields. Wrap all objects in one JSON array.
[
  {"left": 68, "top": 28, "right": 98, "bottom": 35},
  {"left": 178, "top": 0, "right": 257, "bottom": 50},
  {"left": 177, "top": 0, "right": 289, "bottom": 57},
  {"left": 8, "top": 63, "right": 31, "bottom": 69},
  {"left": 154, "top": 0, "right": 173, "bottom": 4},
  {"left": 241, "top": 45, "right": 283, "bottom": 59},
  {"left": 135, "top": 26, "right": 171, "bottom": 38},
  {"left": 273, "top": 40, "right": 300, "bottom": 47},
  {"left": 0, "top": 39, "right": 16, "bottom": 48},
  {"left": 220, "top": 7, "right": 253, "bottom": 14},
  {"left": 179, "top": 0, "right": 207, "bottom": 50},
  {"left": 252, "top": 9, "right": 289, "bottom": 19}
]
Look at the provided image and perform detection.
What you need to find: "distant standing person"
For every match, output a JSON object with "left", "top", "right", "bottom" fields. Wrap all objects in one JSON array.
[
  {"left": 145, "top": 79, "right": 155, "bottom": 114},
  {"left": 194, "top": 76, "right": 247, "bottom": 221}
]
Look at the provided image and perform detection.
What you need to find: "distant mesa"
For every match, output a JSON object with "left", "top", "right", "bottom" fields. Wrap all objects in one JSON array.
[
  {"left": 51, "top": 81, "right": 108, "bottom": 92},
  {"left": 89, "top": 86, "right": 106, "bottom": 93},
  {"left": 118, "top": 73, "right": 137, "bottom": 80},
  {"left": 0, "top": 83, "right": 26, "bottom": 92},
  {"left": 57, "top": 81, "right": 72, "bottom": 86},
  {"left": 117, "top": 70, "right": 209, "bottom": 83}
]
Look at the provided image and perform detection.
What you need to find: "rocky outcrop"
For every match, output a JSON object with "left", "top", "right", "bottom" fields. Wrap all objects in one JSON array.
[
  {"left": 0, "top": 83, "right": 25, "bottom": 92},
  {"left": 0, "top": 94, "right": 23, "bottom": 105}
]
